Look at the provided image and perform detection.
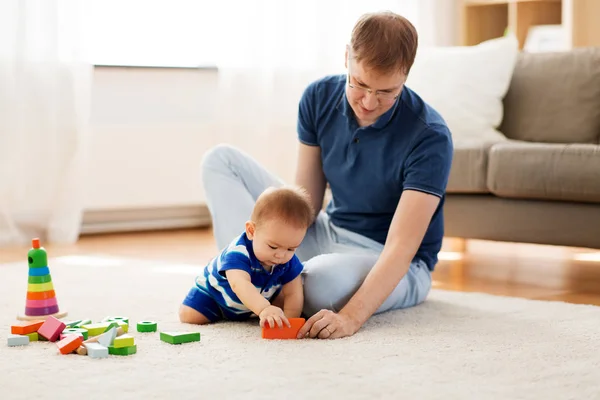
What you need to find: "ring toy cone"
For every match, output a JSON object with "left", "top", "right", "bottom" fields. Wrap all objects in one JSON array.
[{"left": 17, "top": 238, "right": 68, "bottom": 321}]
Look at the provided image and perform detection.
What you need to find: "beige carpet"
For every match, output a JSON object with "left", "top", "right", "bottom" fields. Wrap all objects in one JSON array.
[{"left": 1, "top": 255, "right": 599, "bottom": 400}]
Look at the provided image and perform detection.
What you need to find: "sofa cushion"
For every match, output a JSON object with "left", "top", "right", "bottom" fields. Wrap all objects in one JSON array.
[
  {"left": 447, "top": 138, "right": 506, "bottom": 193},
  {"left": 487, "top": 141, "right": 600, "bottom": 203},
  {"left": 406, "top": 35, "right": 518, "bottom": 141},
  {"left": 499, "top": 48, "right": 600, "bottom": 144}
]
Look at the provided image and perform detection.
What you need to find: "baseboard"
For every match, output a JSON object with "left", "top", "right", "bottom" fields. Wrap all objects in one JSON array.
[{"left": 80, "top": 204, "right": 212, "bottom": 235}]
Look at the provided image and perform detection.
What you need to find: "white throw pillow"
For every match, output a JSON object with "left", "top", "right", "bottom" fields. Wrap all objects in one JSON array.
[{"left": 405, "top": 35, "right": 519, "bottom": 141}]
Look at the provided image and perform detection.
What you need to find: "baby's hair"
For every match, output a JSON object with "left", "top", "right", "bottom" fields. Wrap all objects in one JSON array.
[{"left": 251, "top": 185, "right": 314, "bottom": 230}]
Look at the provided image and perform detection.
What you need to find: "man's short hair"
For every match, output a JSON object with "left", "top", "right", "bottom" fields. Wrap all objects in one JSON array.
[
  {"left": 251, "top": 186, "right": 314, "bottom": 230},
  {"left": 350, "top": 11, "right": 418, "bottom": 76}
]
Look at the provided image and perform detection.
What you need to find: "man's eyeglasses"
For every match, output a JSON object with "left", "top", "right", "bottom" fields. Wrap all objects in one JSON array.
[
  {"left": 347, "top": 76, "right": 400, "bottom": 102},
  {"left": 346, "top": 47, "right": 402, "bottom": 102}
]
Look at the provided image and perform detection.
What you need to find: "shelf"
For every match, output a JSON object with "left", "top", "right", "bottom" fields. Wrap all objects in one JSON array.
[
  {"left": 461, "top": 0, "right": 562, "bottom": 48},
  {"left": 465, "top": 0, "right": 560, "bottom": 5}
]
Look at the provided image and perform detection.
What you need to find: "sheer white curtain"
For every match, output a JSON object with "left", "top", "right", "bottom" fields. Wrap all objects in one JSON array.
[
  {"left": 213, "top": 0, "right": 457, "bottom": 183},
  {"left": 0, "top": 0, "right": 92, "bottom": 247}
]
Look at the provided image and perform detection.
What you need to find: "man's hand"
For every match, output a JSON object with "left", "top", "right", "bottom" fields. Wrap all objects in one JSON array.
[
  {"left": 296, "top": 309, "right": 359, "bottom": 339},
  {"left": 259, "top": 305, "right": 290, "bottom": 329}
]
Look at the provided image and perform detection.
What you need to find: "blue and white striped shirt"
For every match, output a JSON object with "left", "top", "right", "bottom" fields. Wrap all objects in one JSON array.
[{"left": 194, "top": 232, "right": 303, "bottom": 316}]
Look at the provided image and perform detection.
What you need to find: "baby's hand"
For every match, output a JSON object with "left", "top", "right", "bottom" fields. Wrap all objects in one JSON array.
[{"left": 259, "top": 305, "right": 291, "bottom": 329}]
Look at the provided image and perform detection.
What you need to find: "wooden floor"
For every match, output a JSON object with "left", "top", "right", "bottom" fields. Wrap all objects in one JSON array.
[{"left": 3, "top": 228, "right": 600, "bottom": 306}]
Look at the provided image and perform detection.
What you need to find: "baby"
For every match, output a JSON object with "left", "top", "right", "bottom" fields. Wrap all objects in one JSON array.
[{"left": 179, "top": 185, "right": 314, "bottom": 329}]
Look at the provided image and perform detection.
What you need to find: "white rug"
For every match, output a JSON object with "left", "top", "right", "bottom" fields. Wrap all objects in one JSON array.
[{"left": 1, "top": 255, "right": 599, "bottom": 400}]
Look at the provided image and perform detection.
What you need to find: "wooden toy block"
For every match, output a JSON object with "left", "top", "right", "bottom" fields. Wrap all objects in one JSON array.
[
  {"left": 7, "top": 334, "right": 30, "bottom": 347},
  {"left": 108, "top": 344, "right": 137, "bottom": 356},
  {"left": 83, "top": 326, "right": 124, "bottom": 345},
  {"left": 64, "top": 319, "right": 82, "bottom": 328},
  {"left": 104, "top": 322, "right": 119, "bottom": 333},
  {"left": 82, "top": 321, "right": 127, "bottom": 337},
  {"left": 137, "top": 321, "right": 157, "bottom": 332},
  {"left": 113, "top": 334, "right": 135, "bottom": 348},
  {"left": 38, "top": 316, "right": 66, "bottom": 342},
  {"left": 160, "top": 332, "right": 200, "bottom": 345},
  {"left": 11, "top": 320, "right": 44, "bottom": 335},
  {"left": 62, "top": 328, "right": 88, "bottom": 340},
  {"left": 56, "top": 334, "right": 83, "bottom": 355},
  {"left": 97, "top": 327, "right": 117, "bottom": 347},
  {"left": 72, "top": 319, "right": 92, "bottom": 328},
  {"left": 75, "top": 346, "right": 87, "bottom": 355},
  {"left": 61, "top": 332, "right": 84, "bottom": 341},
  {"left": 25, "top": 332, "right": 39, "bottom": 341},
  {"left": 261, "top": 318, "right": 305, "bottom": 340},
  {"left": 85, "top": 343, "right": 109, "bottom": 359},
  {"left": 117, "top": 321, "right": 129, "bottom": 333},
  {"left": 102, "top": 316, "right": 129, "bottom": 324}
]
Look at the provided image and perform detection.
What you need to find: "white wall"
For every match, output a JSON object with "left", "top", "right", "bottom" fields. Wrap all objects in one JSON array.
[
  {"left": 85, "top": 0, "right": 461, "bottom": 214},
  {"left": 86, "top": 66, "right": 300, "bottom": 212}
]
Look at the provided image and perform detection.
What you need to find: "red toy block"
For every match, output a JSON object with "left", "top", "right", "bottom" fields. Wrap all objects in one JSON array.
[
  {"left": 38, "top": 316, "right": 66, "bottom": 342},
  {"left": 56, "top": 334, "right": 84, "bottom": 355},
  {"left": 261, "top": 317, "right": 305, "bottom": 339},
  {"left": 11, "top": 320, "right": 44, "bottom": 335}
]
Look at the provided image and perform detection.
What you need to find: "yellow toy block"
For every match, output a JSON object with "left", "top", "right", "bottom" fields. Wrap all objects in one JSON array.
[
  {"left": 82, "top": 321, "right": 128, "bottom": 337},
  {"left": 113, "top": 334, "right": 135, "bottom": 349}
]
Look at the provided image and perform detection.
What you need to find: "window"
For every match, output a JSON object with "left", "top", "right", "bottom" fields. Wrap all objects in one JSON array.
[{"left": 88, "top": 0, "right": 218, "bottom": 68}]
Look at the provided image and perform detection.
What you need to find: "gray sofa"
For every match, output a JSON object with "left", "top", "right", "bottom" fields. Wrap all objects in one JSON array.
[{"left": 444, "top": 48, "right": 600, "bottom": 250}]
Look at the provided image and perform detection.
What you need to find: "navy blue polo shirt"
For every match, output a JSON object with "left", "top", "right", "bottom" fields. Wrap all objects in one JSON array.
[{"left": 297, "top": 74, "right": 453, "bottom": 270}]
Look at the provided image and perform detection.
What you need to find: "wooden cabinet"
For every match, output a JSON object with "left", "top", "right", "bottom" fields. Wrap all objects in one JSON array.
[{"left": 460, "top": 0, "right": 600, "bottom": 49}]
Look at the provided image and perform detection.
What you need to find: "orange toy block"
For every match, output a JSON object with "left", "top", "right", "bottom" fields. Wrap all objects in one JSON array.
[
  {"left": 261, "top": 318, "right": 305, "bottom": 339},
  {"left": 11, "top": 320, "right": 44, "bottom": 335},
  {"left": 56, "top": 334, "right": 84, "bottom": 355}
]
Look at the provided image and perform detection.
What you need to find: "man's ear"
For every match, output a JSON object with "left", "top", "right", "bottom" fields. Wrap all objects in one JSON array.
[
  {"left": 344, "top": 45, "right": 349, "bottom": 69},
  {"left": 245, "top": 220, "right": 255, "bottom": 240}
]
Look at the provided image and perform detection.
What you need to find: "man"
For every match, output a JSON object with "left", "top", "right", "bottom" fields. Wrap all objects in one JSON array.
[{"left": 200, "top": 11, "right": 453, "bottom": 339}]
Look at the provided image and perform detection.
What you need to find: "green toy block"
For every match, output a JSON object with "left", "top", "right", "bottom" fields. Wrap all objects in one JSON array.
[
  {"left": 65, "top": 319, "right": 82, "bottom": 328},
  {"left": 28, "top": 274, "right": 52, "bottom": 284},
  {"left": 113, "top": 334, "right": 135, "bottom": 349},
  {"left": 160, "top": 332, "right": 200, "bottom": 345},
  {"left": 81, "top": 323, "right": 108, "bottom": 337},
  {"left": 62, "top": 328, "right": 88, "bottom": 340},
  {"left": 82, "top": 321, "right": 128, "bottom": 337},
  {"left": 104, "top": 322, "right": 119, "bottom": 333},
  {"left": 102, "top": 316, "right": 129, "bottom": 324},
  {"left": 73, "top": 319, "right": 92, "bottom": 328},
  {"left": 25, "top": 332, "right": 39, "bottom": 341},
  {"left": 137, "top": 321, "right": 157, "bottom": 332},
  {"left": 108, "top": 344, "right": 137, "bottom": 356}
]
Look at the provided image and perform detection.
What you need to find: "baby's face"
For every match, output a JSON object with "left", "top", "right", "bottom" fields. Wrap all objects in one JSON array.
[{"left": 249, "top": 219, "right": 306, "bottom": 268}]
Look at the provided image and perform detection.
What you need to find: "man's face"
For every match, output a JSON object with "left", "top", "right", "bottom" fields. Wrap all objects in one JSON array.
[{"left": 345, "top": 48, "right": 406, "bottom": 127}]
